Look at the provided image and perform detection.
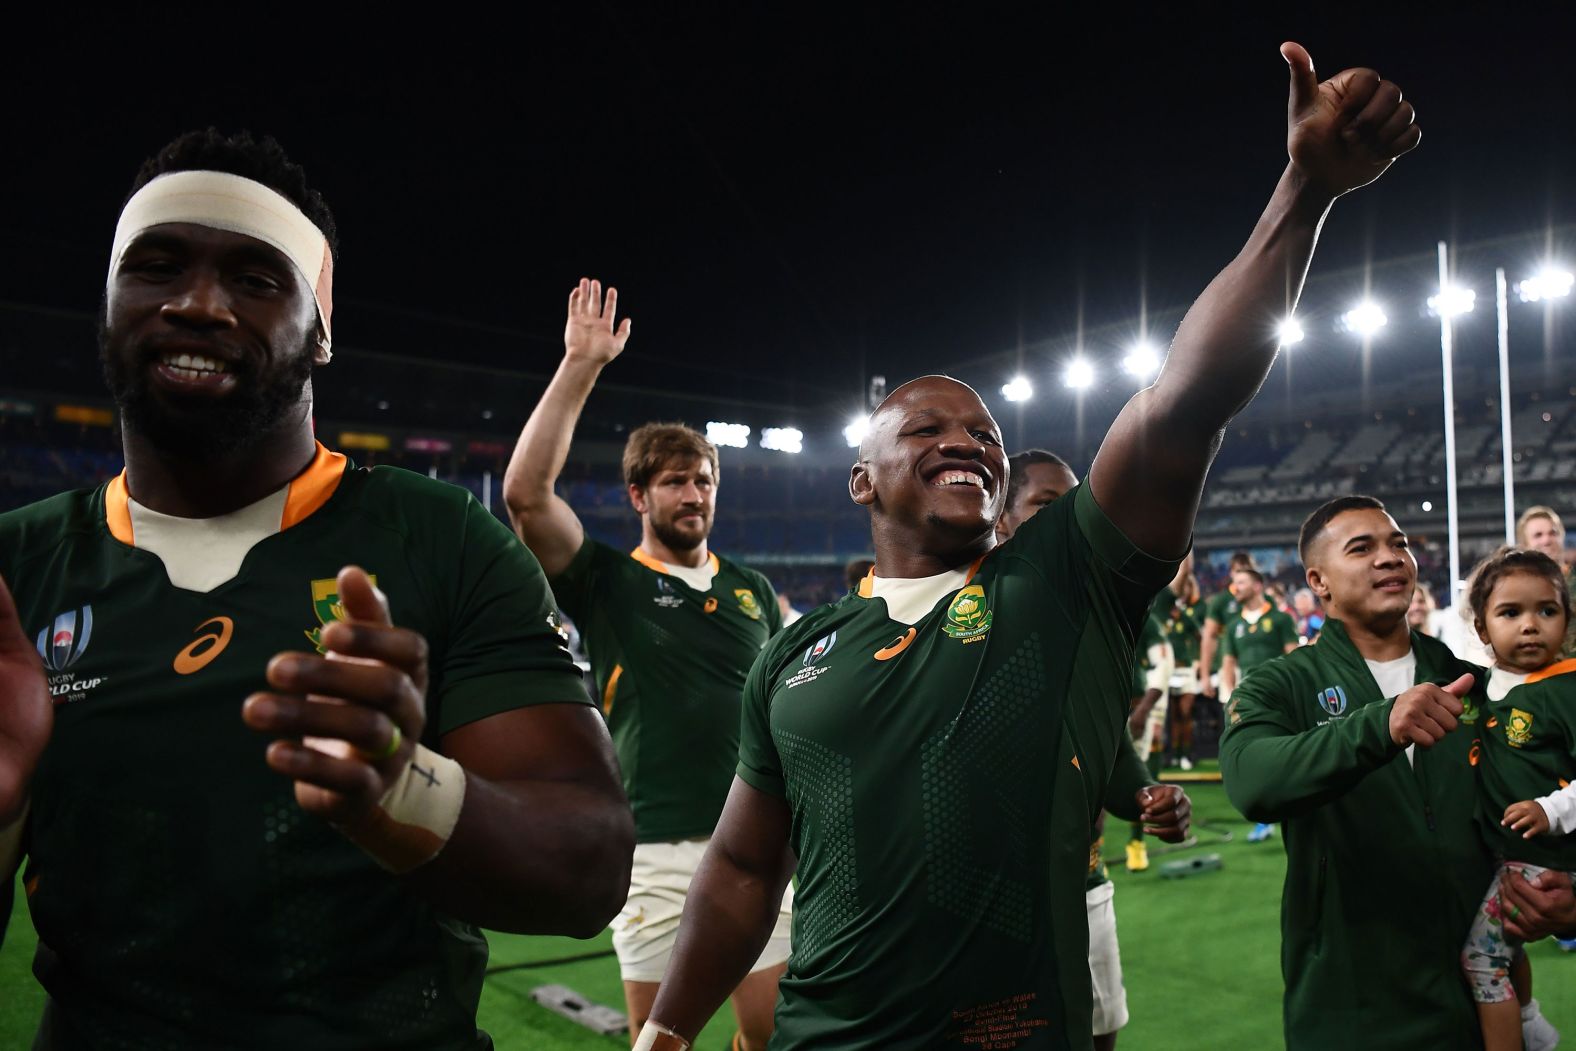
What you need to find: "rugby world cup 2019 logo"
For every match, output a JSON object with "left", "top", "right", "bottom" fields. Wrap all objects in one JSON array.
[
  {"left": 803, "top": 631, "right": 837, "bottom": 666},
  {"left": 37, "top": 606, "right": 93, "bottom": 672},
  {"left": 1316, "top": 685, "right": 1348, "bottom": 717}
]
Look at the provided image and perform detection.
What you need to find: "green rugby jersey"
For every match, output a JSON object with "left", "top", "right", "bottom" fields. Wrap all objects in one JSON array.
[
  {"left": 1220, "top": 603, "right": 1299, "bottom": 679},
  {"left": 1202, "top": 589, "right": 1238, "bottom": 672},
  {"left": 738, "top": 482, "right": 1176, "bottom": 1050},
  {"left": 1131, "top": 614, "right": 1164, "bottom": 696},
  {"left": 551, "top": 538, "right": 780, "bottom": 842},
  {"left": 1153, "top": 588, "right": 1202, "bottom": 669},
  {"left": 0, "top": 446, "right": 589, "bottom": 1049},
  {"left": 1220, "top": 621, "right": 1489, "bottom": 1050},
  {"left": 1477, "top": 660, "right": 1576, "bottom": 870}
]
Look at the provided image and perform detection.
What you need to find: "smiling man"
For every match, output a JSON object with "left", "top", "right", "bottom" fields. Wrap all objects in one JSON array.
[
  {"left": 1220, "top": 495, "right": 1575, "bottom": 1049},
  {"left": 0, "top": 130, "right": 633, "bottom": 1048},
  {"left": 640, "top": 42, "right": 1426, "bottom": 1051},
  {"left": 503, "top": 282, "right": 788, "bottom": 1050}
]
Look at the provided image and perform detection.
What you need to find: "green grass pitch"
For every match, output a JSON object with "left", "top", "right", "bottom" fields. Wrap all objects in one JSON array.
[{"left": 4, "top": 782, "right": 1571, "bottom": 1048}]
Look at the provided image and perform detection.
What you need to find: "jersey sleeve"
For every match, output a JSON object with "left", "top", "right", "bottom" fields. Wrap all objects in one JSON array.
[
  {"left": 736, "top": 644, "right": 786, "bottom": 798},
  {"left": 1277, "top": 612, "right": 1300, "bottom": 650},
  {"left": 762, "top": 575, "right": 784, "bottom": 637},
  {"left": 1220, "top": 625, "right": 1236, "bottom": 659},
  {"left": 435, "top": 496, "right": 591, "bottom": 736},
  {"left": 546, "top": 535, "right": 610, "bottom": 623},
  {"left": 1219, "top": 661, "right": 1402, "bottom": 823}
]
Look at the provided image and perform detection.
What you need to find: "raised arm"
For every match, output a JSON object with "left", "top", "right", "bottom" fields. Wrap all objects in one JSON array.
[
  {"left": 503, "top": 278, "right": 633, "bottom": 577},
  {"left": 645, "top": 778, "right": 795, "bottom": 1046},
  {"left": 1090, "top": 42, "right": 1420, "bottom": 556}
]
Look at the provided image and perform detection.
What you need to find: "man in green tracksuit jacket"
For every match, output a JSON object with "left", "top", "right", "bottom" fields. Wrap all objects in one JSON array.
[{"left": 1221, "top": 496, "right": 1576, "bottom": 1050}]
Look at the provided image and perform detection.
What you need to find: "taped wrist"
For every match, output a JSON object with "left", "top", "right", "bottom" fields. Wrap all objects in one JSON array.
[
  {"left": 340, "top": 744, "right": 465, "bottom": 874},
  {"left": 633, "top": 1021, "right": 692, "bottom": 1051}
]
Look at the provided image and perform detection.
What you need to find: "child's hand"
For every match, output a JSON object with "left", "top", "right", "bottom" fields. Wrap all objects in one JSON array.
[{"left": 1502, "top": 800, "right": 1551, "bottom": 839}]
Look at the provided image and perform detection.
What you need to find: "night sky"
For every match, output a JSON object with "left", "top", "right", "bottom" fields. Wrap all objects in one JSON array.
[{"left": 4, "top": 9, "right": 1573, "bottom": 428}]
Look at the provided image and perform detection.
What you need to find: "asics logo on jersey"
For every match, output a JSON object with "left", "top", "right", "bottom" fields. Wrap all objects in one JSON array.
[
  {"left": 874, "top": 627, "right": 916, "bottom": 661},
  {"left": 803, "top": 632, "right": 838, "bottom": 666},
  {"left": 36, "top": 606, "right": 93, "bottom": 672},
  {"left": 174, "top": 616, "right": 235, "bottom": 675},
  {"left": 1316, "top": 686, "right": 1347, "bottom": 717}
]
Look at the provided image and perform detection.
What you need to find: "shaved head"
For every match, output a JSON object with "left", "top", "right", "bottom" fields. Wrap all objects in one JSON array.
[
  {"left": 860, "top": 375, "right": 990, "bottom": 459},
  {"left": 850, "top": 374, "right": 1007, "bottom": 575}
]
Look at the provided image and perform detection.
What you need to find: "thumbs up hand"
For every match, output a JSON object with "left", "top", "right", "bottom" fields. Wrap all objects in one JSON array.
[
  {"left": 1389, "top": 672, "right": 1473, "bottom": 749},
  {"left": 1282, "top": 41, "right": 1420, "bottom": 199}
]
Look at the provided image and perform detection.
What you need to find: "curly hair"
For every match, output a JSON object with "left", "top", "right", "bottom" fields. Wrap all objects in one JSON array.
[{"left": 126, "top": 128, "right": 339, "bottom": 261}]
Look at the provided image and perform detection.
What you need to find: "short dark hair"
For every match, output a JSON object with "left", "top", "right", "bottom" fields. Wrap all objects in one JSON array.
[
  {"left": 1299, "top": 495, "right": 1387, "bottom": 568},
  {"left": 128, "top": 128, "right": 339, "bottom": 262},
  {"left": 1233, "top": 567, "right": 1265, "bottom": 586},
  {"left": 1467, "top": 546, "right": 1572, "bottom": 631},
  {"left": 1004, "top": 449, "right": 1072, "bottom": 510},
  {"left": 622, "top": 422, "right": 719, "bottom": 489},
  {"left": 1228, "top": 550, "right": 1255, "bottom": 571}
]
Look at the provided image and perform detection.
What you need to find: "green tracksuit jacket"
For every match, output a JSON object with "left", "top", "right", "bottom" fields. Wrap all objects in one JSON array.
[{"left": 1219, "top": 620, "right": 1491, "bottom": 1051}]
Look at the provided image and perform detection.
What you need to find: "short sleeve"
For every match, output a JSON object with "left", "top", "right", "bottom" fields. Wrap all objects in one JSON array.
[
  {"left": 547, "top": 535, "right": 609, "bottom": 623},
  {"left": 1279, "top": 613, "right": 1300, "bottom": 649},
  {"left": 436, "top": 498, "right": 591, "bottom": 735},
  {"left": 1204, "top": 594, "right": 1228, "bottom": 628},
  {"left": 1220, "top": 626, "right": 1236, "bottom": 659},
  {"left": 761, "top": 575, "right": 784, "bottom": 636},
  {"left": 736, "top": 645, "right": 785, "bottom": 797}
]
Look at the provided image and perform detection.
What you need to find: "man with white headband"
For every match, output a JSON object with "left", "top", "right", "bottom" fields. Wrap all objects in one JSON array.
[{"left": 0, "top": 128, "right": 633, "bottom": 1047}]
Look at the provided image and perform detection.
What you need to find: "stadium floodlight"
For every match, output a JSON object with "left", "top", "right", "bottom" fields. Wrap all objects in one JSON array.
[
  {"left": 760, "top": 427, "right": 804, "bottom": 454},
  {"left": 1277, "top": 318, "right": 1305, "bottom": 347},
  {"left": 1427, "top": 284, "right": 1476, "bottom": 318},
  {"left": 1063, "top": 358, "right": 1095, "bottom": 390},
  {"left": 1000, "top": 376, "right": 1034, "bottom": 403},
  {"left": 705, "top": 421, "right": 751, "bottom": 449},
  {"left": 1340, "top": 300, "right": 1388, "bottom": 336},
  {"left": 842, "top": 415, "right": 869, "bottom": 448},
  {"left": 1516, "top": 265, "right": 1574, "bottom": 303},
  {"left": 1121, "top": 342, "right": 1161, "bottom": 380}
]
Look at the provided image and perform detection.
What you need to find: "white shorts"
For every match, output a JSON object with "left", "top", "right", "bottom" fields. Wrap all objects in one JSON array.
[
  {"left": 611, "top": 838, "right": 794, "bottom": 983},
  {"left": 1170, "top": 668, "right": 1200, "bottom": 696},
  {"left": 1087, "top": 881, "right": 1129, "bottom": 1036}
]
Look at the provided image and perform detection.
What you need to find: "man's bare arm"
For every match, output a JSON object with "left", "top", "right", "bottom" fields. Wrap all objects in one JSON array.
[
  {"left": 1220, "top": 656, "right": 1239, "bottom": 697},
  {"left": 1197, "top": 618, "right": 1222, "bottom": 694},
  {"left": 646, "top": 778, "right": 796, "bottom": 1043},
  {"left": 418, "top": 703, "right": 634, "bottom": 936},
  {"left": 1090, "top": 43, "right": 1420, "bottom": 556},
  {"left": 503, "top": 278, "right": 632, "bottom": 577}
]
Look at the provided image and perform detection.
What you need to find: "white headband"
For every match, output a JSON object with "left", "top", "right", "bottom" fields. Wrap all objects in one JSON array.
[{"left": 109, "top": 170, "right": 335, "bottom": 360}]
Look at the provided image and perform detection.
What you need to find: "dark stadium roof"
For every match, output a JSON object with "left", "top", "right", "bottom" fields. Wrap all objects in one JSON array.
[{"left": 3, "top": 10, "right": 1573, "bottom": 418}]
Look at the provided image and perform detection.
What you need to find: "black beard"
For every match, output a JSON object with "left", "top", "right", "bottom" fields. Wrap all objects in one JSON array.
[
  {"left": 99, "top": 322, "right": 315, "bottom": 463},
  {"left": 651, "top": 514, "right": 708, "bottom": 553}
]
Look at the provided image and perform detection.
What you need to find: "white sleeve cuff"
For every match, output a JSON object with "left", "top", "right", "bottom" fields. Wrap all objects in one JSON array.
[{"left": 1534, "top": 782, "right": 1576, "bottom": 836}]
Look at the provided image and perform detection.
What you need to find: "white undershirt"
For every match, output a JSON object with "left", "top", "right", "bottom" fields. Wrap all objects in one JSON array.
[
  {"left": 643, "top": 553, "right": 717, "bottom": 592},
  {"left": 1486, "top": 666, "right": 1576, "bottom": 834},
  {"left": 1365, "top": 650, "right": 1418, "bottom": 767},
  {"left": 129, "top": 487, "right": 289, "bottom": 593},
  {"left": 868, "top": 566, "right": 971, "bottom": 626},
  {"left": 1241, "top": 603, "right": 1268, "bottom": 626}
]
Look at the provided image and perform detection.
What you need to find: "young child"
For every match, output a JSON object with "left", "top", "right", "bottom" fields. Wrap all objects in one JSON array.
[{"left": 1461, "top": 548, "right": 1576, "bottom": 1051}]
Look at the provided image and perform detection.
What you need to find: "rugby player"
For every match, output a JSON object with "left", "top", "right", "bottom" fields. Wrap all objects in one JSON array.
[
  {"left": 0, "top": 130, "right": 633, "bottom": 1047},
  {"left": 1221, "top": 496, "right": 1576, "bottom": 1050},
  {"left": 503, "top": 283, "right": 788, "bottom": 1049},
  {"left": 639, "top": 42, "right": 1426, "bottom": 1050},
  {"left": 1218, "top": 566, "right": 1300, "bottom": 842},
  {"left": 1196, "top": 550, "right": 1253, "bottom": 698},
  {"left": 1155, "top": 556, "right": 1204, "bottom": 767},
  {"left": 1518, "top": 505, "right": 1574, "bottom": 602}
]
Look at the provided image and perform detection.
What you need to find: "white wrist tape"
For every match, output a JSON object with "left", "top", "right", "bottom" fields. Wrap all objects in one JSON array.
[
  {"left": 341, "top": 744, "right": 466, "bottom": 874},
  {"left": 633, "top": 1021, "right": 692, "bottom": 1051}
]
